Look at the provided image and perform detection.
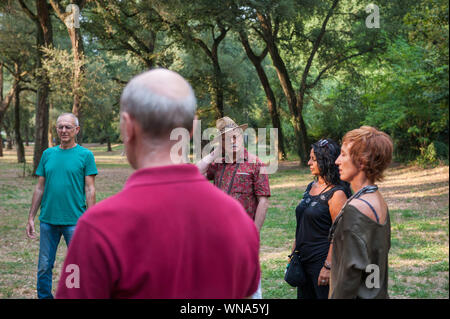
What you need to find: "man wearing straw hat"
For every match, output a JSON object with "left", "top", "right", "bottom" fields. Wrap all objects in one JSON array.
[
  {"left": 56, "top": 70, "right": 260, "bottom": 299},
  {"left": 197, "top": 116, "right": 271, "bottom": 298}
]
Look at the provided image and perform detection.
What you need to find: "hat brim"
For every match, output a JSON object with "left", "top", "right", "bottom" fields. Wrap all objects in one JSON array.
[{"left": 212, "top": 124, "right": 248, "bottom": 143}]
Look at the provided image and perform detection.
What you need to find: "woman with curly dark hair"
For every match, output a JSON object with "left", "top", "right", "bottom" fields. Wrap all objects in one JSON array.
[{"left": 290, "top": 138, "right": 352, "bottom": 299}]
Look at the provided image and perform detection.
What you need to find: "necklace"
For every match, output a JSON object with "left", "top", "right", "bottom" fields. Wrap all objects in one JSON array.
[
  {"left": 316, "top": 181, "right": 326, "bottom": 187},
  {"left": 315, "top": 178, "right": 328, "bottom": 188}
]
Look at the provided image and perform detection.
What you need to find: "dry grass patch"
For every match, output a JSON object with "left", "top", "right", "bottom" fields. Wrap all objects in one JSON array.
[{"left": 0, "top": 147, "right": 448, "bottom": 299}]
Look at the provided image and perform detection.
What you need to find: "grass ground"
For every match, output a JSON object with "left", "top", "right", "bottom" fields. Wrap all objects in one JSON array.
[{"left": 0, "top": 143, "right": 448, "bottom": 299}]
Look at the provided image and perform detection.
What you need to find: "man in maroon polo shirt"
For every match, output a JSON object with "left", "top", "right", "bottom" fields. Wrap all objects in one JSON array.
[
  {"left": 196, "top": 117, "right": 271, "bottom": 299},
  {"left": 55, "top": 68, "right": 260, "bottom": 299}
]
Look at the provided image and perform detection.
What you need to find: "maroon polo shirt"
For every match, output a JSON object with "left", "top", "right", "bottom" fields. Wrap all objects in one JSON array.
[
  {"left": 207, "top": 149, "right": 271, "bottom": 219},
  {"left": 56, "top": 164, "right": 260, "bottom": 299}
]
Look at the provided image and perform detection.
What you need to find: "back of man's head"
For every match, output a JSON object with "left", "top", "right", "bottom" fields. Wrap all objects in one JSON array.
[{"left": 120, "top": 68, "right": 197, "bottom": 140}]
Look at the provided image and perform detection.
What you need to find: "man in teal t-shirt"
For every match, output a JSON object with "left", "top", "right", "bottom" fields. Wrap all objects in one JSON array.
[{"left": 26, "top": 113, "right": 97, "bottom": 299}]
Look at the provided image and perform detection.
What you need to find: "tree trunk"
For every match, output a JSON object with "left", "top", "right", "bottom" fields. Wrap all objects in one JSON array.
[
  {"left": 48, "top": 0, "right": 86, "bottom": 117},
  {"left": 0, "top": 129, "right": 3, "bottom": 157},
  {"left": 14, "top": 86, "right": 25, "bottom": 163},
  {"left": 190, "top": 25, "right": 228, "bottom": 119},
  {"left": 0, "top": 63, "right": 2, "bottom": 157},
  {"left": 48, "top": 123, "right": 54, "bottom": 147},
  {"left": 296, "top": 94, "right": 310, "bottom": 162},
  {"left": 6, "top": 129, "right": 13, "bottom": 150},
  {"left": 77, "top": 110, "right": 83, "bottom": 145},
  {"left": 48, "top": 99, "right": 53, "bottom": 147},
  {"left": 31, "top": 0, "right": 53, "bottom": 175},
  {"left": 0, "top": 62, "right": 3, "bottom": 103},
  {"left": 239, "top": 32, "right": 286, "bottom": 159},
  {"left": 267, "top": 43, "right": 307, "bottom": 164},
  {"left": 107, "top": 137, "right": 112, "bottom": 152},
  {"left": 212, "top": 58, "right": 224, "bottom": 118},
  {"left": 0, "top": 77, "right": 19, "bottom": 129},
  {"left": 291, "top": 0, "right": 339, "bottom": 162},
  {"left": 266, "top": 91, "right": 286, "bottom": 160},
  {"left": 68, "top": 23, "right": 84, "bottom": 117},
  {"left": 25, "top": 125, "right": 29, "bottom": 146},
  {"left": 256, "top": 13, "right": 308, "bottom": 165}
]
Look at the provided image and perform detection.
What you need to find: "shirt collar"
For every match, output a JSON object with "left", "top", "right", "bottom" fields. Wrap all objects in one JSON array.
[{"left": 124, "top": 164, "right": 204, "bottom": 190}]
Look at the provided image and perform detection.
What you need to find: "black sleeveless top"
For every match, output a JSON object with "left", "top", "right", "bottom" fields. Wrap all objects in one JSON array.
[{"left": 295, "top": 181, "right": 345, "bottom": 263}]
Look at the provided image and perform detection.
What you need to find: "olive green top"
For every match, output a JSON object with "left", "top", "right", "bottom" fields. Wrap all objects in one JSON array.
[{"left": 330, "top": 204, "right": 391, "bottom": 299}]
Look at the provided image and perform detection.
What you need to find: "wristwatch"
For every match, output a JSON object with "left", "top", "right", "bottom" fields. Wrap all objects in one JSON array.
[{"left": 324, "top": 261, "right": 331, "bottom": 270}]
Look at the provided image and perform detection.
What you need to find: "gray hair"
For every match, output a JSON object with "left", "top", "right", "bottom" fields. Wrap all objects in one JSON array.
[
  {"left": 120, "top": 70, "right": 197, "bottom": 139},
  {"left": 57, "top": 113, "right": 79, "bottom": 126}
]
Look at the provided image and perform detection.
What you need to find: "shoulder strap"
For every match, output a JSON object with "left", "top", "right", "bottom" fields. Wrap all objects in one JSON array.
[
  {"left": 356, "top": 198, "right": 380, "bottom": 223},
  {"left": 318, "top": 184, "right": 332, "bottom": 195},
  {"left": 321, "top": 185, "right": 344, "bottom": 201},
  {"left": 328, "top": 184, "right": 379, "bottom": 243},
  {"left": 305, "top": 181, "right": 314, "bottom": 193}
]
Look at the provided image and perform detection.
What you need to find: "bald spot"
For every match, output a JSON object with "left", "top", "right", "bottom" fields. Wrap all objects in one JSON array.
[{"left": 134, "top": 69, "right": 191, "bottom": 101}]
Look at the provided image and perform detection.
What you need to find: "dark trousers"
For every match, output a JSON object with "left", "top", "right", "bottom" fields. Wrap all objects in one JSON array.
[{"left": 297, "top": 258, "right": 329, "bottom": 299}]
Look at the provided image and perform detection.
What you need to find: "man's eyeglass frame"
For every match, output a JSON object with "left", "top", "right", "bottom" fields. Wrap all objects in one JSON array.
[{"left": 57, "top": 125, "right": 77, "bottom": 131}]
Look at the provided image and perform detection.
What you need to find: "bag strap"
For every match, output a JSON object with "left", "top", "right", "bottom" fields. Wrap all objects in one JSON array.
[
  {"left": 227, "top": 163, "right": 240, "bottom": 194},
  {"left": 217, "top": 165, "right": 226, "bottom": 189},
  {"left": 218, "top": 163, "right": 241, "bottom": 195}
]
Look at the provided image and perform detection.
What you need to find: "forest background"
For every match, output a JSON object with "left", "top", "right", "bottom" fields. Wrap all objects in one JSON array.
[
  {"left": 0, "top": 0, "right": 448, "bottom": 300},
  {"left": 0, "top": 0, "right": 448, "bottom": 170}
]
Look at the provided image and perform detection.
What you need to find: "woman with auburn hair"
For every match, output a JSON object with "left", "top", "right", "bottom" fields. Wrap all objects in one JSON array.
[
  {"left": 290, "top": 138, "right": 351, "bottom": 299},
  {"left": 330, "top": 126, "right": 393, "bottom": 299}
]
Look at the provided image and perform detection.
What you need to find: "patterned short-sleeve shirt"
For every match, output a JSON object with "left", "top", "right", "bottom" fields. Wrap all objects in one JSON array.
[{"left": 206, "top": 149, "right": 271, "bottom": 219}]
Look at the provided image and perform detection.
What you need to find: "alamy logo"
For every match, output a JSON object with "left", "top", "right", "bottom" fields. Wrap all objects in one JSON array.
[
  {"left": 65, "top": 264, "right": 80, "bottom": 288},
  {"left": 169, "top": 120, "right": 279, "bottom": 174},
  {"left": 64, "top": 4, "right": 80, "bottom": 29},
  {"left": 365, "top": 4, "right": 380, "bottom": 29},
  {"left": 365, "top": 264, "right": 380, "bottom": 289}
]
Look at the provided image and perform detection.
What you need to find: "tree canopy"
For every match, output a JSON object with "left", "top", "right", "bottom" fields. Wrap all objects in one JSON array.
[{"left": 0, "top": 0, "right": 448, "bottom": 169}]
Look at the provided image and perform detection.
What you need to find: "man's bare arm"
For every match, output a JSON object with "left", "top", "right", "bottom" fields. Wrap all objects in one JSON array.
[
  {"left": 254, "top": 196, "right": 269, "bottom": 233},
  {"left": 27, "top": 177, "right": 45, "bottom": 239},
  {"left": 85, "top": 175, "right": 96, "bottom": 209}
]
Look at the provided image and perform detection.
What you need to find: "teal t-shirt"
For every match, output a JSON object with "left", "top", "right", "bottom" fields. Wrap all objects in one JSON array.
[{"left": 36, "top": 144, "right": 98, "bottom": 225}]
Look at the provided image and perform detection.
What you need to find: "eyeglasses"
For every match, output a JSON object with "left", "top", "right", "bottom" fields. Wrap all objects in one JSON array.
[{"left": 57, "top": 125, "right": 76, "bottom": 131}]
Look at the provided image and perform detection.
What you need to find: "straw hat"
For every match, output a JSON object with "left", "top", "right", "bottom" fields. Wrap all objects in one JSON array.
[{"left": 213, "top": 117, "right": 248, "bottom": 142}]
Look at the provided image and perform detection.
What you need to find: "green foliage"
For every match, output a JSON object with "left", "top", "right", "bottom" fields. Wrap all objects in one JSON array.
[
  {"left": 361, "top": 0, "right": 449, "bottom": 164},
  {"left": 40, "top": 46, "right": 123, "bottom": 143},
  {"left": 78, "top": 53, "right": 123, "bottom": 144},
  {"left": 417, "top": 141, "right": 449, "bottom": 166},
  {"left": 0, "top": 0, "right": 448, "bottom": 163},
  {"left": 41, "top": 47, "right": 80, "bottom": 109},
  {"left": 0, "top": 3, "right": 35, "bottom": 68},
  {"left": 305, "top": 80, "right": 367, "bottom": 143},
  {"left": 363, "top": 37, "right": 448, "bottom": 162},
  {"left": 84, "top": 0, "right": 168, "bottom": 68},
  {"left": 404, "top": 0, "right": 449, "bottom": 63}
]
